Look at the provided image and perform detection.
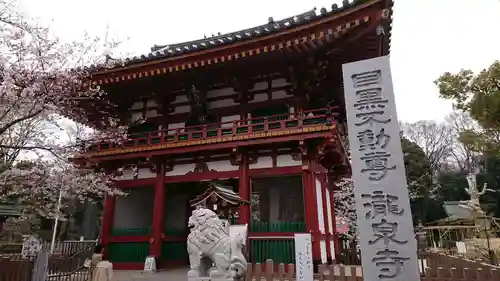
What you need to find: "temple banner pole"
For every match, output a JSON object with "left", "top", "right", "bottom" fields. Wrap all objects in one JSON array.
[
  {"left": 50, "top": 188, "right": 63, "bottom": 254},
  {"left": 342, "top": 56, "right": 420, "bottom": 281}
]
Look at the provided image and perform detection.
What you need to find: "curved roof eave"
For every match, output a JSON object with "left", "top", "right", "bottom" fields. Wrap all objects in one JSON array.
[{"left": 88, "top": 0, "right": 393, "bottom": 75}]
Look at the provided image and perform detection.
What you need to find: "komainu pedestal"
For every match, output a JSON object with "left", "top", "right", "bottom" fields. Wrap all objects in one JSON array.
[{"left": 187, "top": 208, "right": 247, "bottom": 281}]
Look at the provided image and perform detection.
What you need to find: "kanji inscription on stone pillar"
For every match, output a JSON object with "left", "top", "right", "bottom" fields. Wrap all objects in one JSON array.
[{"left": 342, "top": 56, "right": 420, "bottom": 281}]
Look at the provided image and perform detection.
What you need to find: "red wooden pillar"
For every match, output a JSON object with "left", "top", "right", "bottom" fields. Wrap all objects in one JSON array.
[
  {"left": 238, "top": 153, "right": 250, "bottom": 225},
  {"left": 320, "top": 173, "right": 332, "bottom": 262},
  {"left": 302, "top": 159, "right": 320, "bottom": 261},
  {"left": 329, "top": 184, "right": 340, "bottom": 260},
  {"left": 150, "top": 163, "right": 166, "bottom": 258},
  {"left": 101, "top": 193, "right": 115, "bottom": 258}
]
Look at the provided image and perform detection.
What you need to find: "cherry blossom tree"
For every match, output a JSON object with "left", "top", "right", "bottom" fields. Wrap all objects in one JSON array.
[
  {"left": 334, "top": 178, "right": 357, "bottom": 239},
  {"left": 0, "top": 1, "right": 127, "bottom": 219}
]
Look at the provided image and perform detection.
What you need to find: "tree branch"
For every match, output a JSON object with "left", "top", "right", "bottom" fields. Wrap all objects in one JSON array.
[
  {"left": 0, "top": 143, "right": 63, "bottom": 160},
  {"left": 0, "top": 108, "right": 43, "bottom": 136}
]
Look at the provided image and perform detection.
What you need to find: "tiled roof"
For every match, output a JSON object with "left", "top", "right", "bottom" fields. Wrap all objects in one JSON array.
[
  {"left": 90, "top": 0, "right": 393, "bottom": 72},
  {"left": 190, "top": 183, "right": 249, "bottom": 208}
]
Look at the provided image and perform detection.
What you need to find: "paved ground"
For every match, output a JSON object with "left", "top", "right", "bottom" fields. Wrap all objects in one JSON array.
[{"left": 113, "top": 268, "right": 188, "bottom": 281}]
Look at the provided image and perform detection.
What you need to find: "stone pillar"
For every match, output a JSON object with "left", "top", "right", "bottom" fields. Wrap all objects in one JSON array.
[{"left": 150, "top": 162, "right": 166, "bottom": 258}]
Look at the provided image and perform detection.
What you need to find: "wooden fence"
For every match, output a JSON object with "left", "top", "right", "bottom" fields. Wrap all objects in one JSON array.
[
  {"left": 246, "top": 259, "right": 500, "bottom": 281},
  {"left": 421, "top": 251, "right": 500, "bottom": 271},
  {"left": 0, "top": 257, "right": 33, "bottom": 281},
  {"left": 0, "top": 240, "right": 96, "bottom": 281}
]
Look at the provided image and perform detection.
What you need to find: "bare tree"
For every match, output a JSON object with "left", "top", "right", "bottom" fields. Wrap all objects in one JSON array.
[
  {"left": 402, "top": 120, "right": 453, "bottom": 171},
  {"left": 444, "top": 111, "right": 480, "bottom": 173},
  {"left": 0, "top": 116, "right": 44, "bottom": 164}
]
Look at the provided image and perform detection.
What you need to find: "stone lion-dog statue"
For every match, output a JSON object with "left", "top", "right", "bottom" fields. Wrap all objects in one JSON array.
[{"left": 187, "top": 208, "right": 247, "bottom": 280}]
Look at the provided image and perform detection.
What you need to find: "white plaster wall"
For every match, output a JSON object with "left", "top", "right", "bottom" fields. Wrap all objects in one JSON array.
[
  {"left": 131, "top": 112, "right": 143, "bottom": 122},
  {"left": 116, "top": 169, "right": 134, "bottom": 181},
  {"left": 330, "top": 240, "right": 335, "bottom": 260},
  {"left": 251, "top": 81, "right": 267, "bottom": 91},
  {"left": 271, "top": 79, "right": 291, "bottom": 100},
  {"left": 249, "top": 93, "right": 268, "bottom": 104},
  {"left": 320, "top": 241, "right": 328, "bottom": 263},
  {"left": 326, "top": 188, "right": 333, "bottom": 234},
  {"left": 138, "top": 168, "right": 156, "bottom": 179},
  {"left": 113, "top": 187, "right": 154, "bottom": 229},
  {"left": 272, "top": 90, "right": 291, "bottom": 99},
  {"left": 221, "top": 115, "right": 240, "bottom": 128},
  {"left": 146, "top": 100, "right": 158, "bottom": 107},
  {"left": 166, "top": 163, "right": 196, "bottom": 176},
  {"left": 205, "top": 87, "right": 239, "bottom": 109},
  {"left": 206, "top": 87, "right": 234, "bottom": 98},
  {"left": 249, "top": 156, "right": 273, "bottom": 169},
  {"left": 115, "top": 168, "right": 156, "bottom": 181},
  {"left": 172, "top": 95, "right": 189, "bottom": 104},
  {"left": 165, "top": 160, "right": 237, "bottom": 177},
  {"left": 167, "top": 122, "right": 185, "bottom": 135},
  {"left": 174, "top": 105, "right": 191, "bottom": 114},
  {"left": 208, "top": 98, "right": 237, "bottom": 109},
  {"left": 145, "top": 110, "right": 159, "bottom": 118},
  {"left": 271, "top": 78, "right": 288, "bottom": 87},
  {"left": 316, "top": 179, "right": 325, "bottom": 234},
  {"left": 130, "top": 101, "right": 143, "bottom": 110},
  {"left": 206, "top": 160, "right": 238, "bottom": 172},
  {"left": 276, "top": 155, "right": 301, "bottom": 167}
]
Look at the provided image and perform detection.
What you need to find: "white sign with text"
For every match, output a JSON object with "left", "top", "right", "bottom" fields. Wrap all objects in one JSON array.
[
  {"left": 294, "top": 233, "right": 314, "bottom": 281},
  {"left": 342, "top": 56, "right": 420, "bottom": 281},
  {"left": 144, "top": 256, "right": 156, "bottom": 272}
]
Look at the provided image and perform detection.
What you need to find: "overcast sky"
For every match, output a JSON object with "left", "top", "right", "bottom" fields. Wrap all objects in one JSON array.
[{"left": 16, "top": 0, "right": 500, "bottom": 122}]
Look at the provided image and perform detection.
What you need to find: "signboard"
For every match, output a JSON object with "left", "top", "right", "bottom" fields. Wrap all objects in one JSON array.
[
  {"left": 229, "top": 223, "right": 248, "bottom": 246},
  {"left": 144, "top": 256, "right": 156, "bottom": 272},
  {"left": 294, "top": 233, "right": 314, "bottom": 281},
  {"left": 342, "top": 56, "right": 420, "bottom": 281}
]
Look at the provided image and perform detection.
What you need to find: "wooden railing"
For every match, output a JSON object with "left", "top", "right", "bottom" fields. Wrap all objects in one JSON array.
[
  {"left": 249, "top": 235, "right": 296, "bottom": 264},
  {"left": 88, "top": 107, "right": 337, "bottom": 153},
  {"left": 246, "top": 260, "right": 363, "bottom": 281},
  {"left": 248, "top": 221, "right": 306, "bottom": 264},
  {"left": 419, "top": 251, "right": 500, "bottom": 277},
  {"left": 0, "top": 256, "right": 33, "bottom": 281},
  {"left": 247, "top": 259, "right": 500, "bottom": 281}
]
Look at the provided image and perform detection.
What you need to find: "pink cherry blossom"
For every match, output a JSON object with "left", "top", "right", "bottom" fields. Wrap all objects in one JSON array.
[
  {"left": 334, "top": 178, "right": 357, "bottom": 240},
  {"left": 0, "top": 1, "right": 127, "bottom": 219}
]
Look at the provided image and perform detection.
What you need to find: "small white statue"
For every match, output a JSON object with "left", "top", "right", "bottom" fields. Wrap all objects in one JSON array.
[{"left": 187, "top": 208, "right": 247, "bottom": 281}]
